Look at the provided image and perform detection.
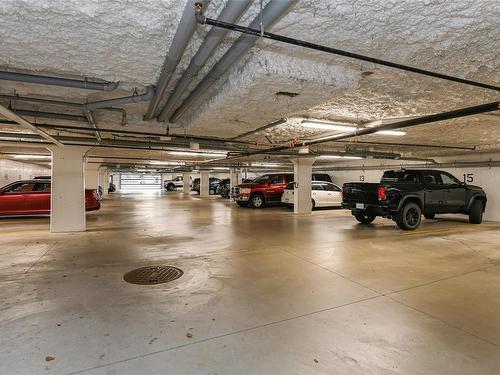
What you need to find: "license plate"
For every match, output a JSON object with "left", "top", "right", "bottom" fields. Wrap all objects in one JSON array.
[{"left": 356, "top": 203, "right": 365, "bottom": 209}]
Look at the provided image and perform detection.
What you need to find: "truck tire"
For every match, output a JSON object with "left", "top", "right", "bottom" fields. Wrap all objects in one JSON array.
[
  {"left": 311, "top": 199, "right": 316, "bottom": 210},
  {"left": 249, "top": 194, "right": 265, "bottom": 208},
  {"left": 424, "top": 213, "right": 435, "bottom": 219},
  {"left": 354, "top": 212, "right": 376, "bottom": 224},
  {"left": 469, "top": 200, "right": 483, "bottom": 224},
  {"left": 209, "top": 188, "right": 216, "bottom": 195},
  {"left": 166, "top": 183, "right": 175, "bottom": 191},
  {"left": 395, "top": 202, "right": 421, "bottom": 230}
]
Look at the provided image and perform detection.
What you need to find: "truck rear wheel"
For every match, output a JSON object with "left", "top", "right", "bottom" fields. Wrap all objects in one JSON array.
[
  {"left": 249, "top": 194, "right": 265, "bottom": 208},
  {"left": 166, "top": 183, "right": 175, "bottom": 191},
  {"left": 354, "top": 212, "right": 376, "bottom": 224},
  {"left": 396, "top": 202, "right": 421, "bottom": 230},
  {"left": 469, "top": 200, "right": 483, "bottom": 224}
]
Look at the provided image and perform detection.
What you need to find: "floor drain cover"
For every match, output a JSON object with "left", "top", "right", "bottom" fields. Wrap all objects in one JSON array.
[{"left": 123, "top": 266, "right": 183, "bottom": 285}]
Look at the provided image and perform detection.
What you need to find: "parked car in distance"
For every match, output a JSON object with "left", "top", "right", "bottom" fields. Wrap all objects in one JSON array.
[
  {"left": 108, "top": 182, "right": 116, "bottom": 193},
  {"left": 0, "top": 179, "right": 101, "bottom": 215},
  {"left": 233, "top": 173, "right": 333, "bottom": 208},
  {"left": 164, "top": 175, "right": 190, "bottom": 191},
  {"left": 191, "top": 177, "right": 221, "bottom": 195},
  {"left": 342, "top": 169, "right": 487, "bottom": 230},
  {"left": 281, "top": 181, "right": 342, "bottom": 209}
]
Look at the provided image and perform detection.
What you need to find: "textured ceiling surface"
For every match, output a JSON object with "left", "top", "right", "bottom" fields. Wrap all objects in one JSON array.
[{"left": 0, "top": 0, "right": 499, "bottom": 164}]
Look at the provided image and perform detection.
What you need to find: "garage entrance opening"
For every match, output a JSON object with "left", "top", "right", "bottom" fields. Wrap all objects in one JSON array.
[{"left": 120, "top": 173, "right": 161, "bottom": 190}]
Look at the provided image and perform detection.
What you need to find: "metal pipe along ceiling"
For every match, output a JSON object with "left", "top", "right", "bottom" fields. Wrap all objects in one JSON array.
[
  {"left": 11, "top": 109, "right": 89, "bottom": 122},
  {"left": 0, "top": 104, "right": 63, "bottom": 146},
  {"left": 144, "top": 0, "right": 211, "bottom": 120},
  {"left": 230, "top": 118, "right": 287, "bottom": 140},
  {"left": 168, "top": 0, "right": 298, "bottom": 123},
  {"left": 0, "top": 71, "right": 118, "bottom": 91},
  {"left": 157, "top": 0, "right": 252, "bottom": 122},
  {"left": 82, "top": 85, "right": 155, "bottom": 111},
  {"left": 195, "top": 11, "right": 500, "bottom": 93},
  {"left": 220, "top": 101, "right": 500, "bottom": 160}
]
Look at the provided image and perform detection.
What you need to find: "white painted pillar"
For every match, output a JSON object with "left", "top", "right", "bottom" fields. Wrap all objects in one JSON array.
[
  {"left": 85, "top": 163, "right": 99, "bottom": 190},
  {"left": 200, "top": 170, "right": 210, "bottom": 197},
  {"left": 98, "top": 169, "right": 108, "bottom": 198},
  {"left": 229, "top": 168, "right": 241, "bottom": 201},
  {"left": 292, "top": 157, "right": 316, "bottom": 214},
  {"left": 49, "top": 146, "right": 89, "bottom": 233},
  {"left": 182, "top": 172, "right": 191, "bottom": 194}
]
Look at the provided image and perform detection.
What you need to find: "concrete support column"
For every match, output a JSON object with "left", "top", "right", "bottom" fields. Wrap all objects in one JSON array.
[
  {"left": 182, "top": 172, "right": 191, "bottom": 194},
  {"left": 85, "top": 163, "right": 99, "bottom": 190},
  {"left": 200, "top": 170, "right": 210, "bottom": 197},
  {"left": 98, "top": 169, "right": 109, "bottom": 198},
  {"left": 292, "top": 157, "right": 316, "bottom": 214},
  {"left": 229, "top": 168, "right": 241, "bottom": 201},
  {"left": 49, "top": 146, "right": 89, "bottom": 233}
]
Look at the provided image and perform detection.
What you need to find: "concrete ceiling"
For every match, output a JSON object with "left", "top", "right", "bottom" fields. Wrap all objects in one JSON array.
[{"left": 0, "top": 0, "right": 499, "bottom": 167}]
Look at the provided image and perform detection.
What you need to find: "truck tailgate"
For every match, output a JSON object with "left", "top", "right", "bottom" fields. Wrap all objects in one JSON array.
[{"left": 342, "top": 183, "right": 380, "bottom": 205}]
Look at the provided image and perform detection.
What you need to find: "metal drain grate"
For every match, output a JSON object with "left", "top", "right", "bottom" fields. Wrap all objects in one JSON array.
[{"left": 123, "top": 266, "right": 183, "bottom": 285}]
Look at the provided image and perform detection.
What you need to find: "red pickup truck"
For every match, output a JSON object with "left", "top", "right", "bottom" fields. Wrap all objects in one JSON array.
[
  {"left": 233, "top": 173, "right": 294, "bottom": 208},
  {"left": 233, "top": 173, "right": 333, "bottom": 208}
]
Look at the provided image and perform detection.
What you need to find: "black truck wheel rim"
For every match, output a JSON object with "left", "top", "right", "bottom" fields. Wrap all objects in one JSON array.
[{"left": 406, "top": 208, "right": 419, "bottom": 226}]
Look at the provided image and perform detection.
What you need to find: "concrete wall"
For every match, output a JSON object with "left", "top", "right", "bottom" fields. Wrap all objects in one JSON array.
[
  {"left": 0, "top": 159, "right": 50, "bottom": 187},
  {"left": 324, "top": 153, "right": 500, "bottom": 222}
]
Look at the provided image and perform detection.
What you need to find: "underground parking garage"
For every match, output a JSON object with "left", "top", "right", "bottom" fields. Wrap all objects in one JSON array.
[{"left": 0, "top": 0, "right": 500, "bottom": 373}]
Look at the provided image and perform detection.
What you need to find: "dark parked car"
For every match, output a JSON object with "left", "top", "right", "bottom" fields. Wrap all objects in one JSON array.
[
  {"left": 342, "top": 169, "right": 487, "bottom": 230},
  {"left": 0, "top": 179, "right": 101, "bottom": 215},
  {"left": 192, "top": 177, "right": 221, "bottom": 195}
]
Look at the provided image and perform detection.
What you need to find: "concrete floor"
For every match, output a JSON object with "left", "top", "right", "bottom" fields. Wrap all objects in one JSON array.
[{"left": 1, "top": 191, "right": 500, "bottom": 375}]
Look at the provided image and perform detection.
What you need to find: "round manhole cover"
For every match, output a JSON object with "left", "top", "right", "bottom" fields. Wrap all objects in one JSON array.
[{"left": 123, "top": 266, "right": 183, "bottom": 285}]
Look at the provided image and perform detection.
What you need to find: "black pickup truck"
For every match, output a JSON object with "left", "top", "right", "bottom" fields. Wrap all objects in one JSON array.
[{"left": 342, "top": 169, "right": 487, "bottom": 230}]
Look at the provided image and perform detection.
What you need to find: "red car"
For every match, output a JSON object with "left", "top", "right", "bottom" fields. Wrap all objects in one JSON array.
[{"left": 0, "top": 179, "right": 101, "bottom": 215}]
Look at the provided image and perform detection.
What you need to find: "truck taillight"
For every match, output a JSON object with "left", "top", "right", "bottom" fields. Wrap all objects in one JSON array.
[{"left": 377, "top": 186, "right": 387, "bottom": 201}]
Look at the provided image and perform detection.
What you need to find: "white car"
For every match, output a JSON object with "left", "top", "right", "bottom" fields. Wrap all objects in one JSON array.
[
  {"left": 164, "top": 176, "right": 192, "bottom": 191},
  {"left": 281, "top": 181, "right": 342, "bottom": 209}
]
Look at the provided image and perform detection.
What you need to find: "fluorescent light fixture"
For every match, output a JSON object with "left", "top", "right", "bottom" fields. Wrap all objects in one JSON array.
[
  {"left": 251, "top": 162, "right": 287, "bottom": 167},
  {"left": 167, "top": 151, "right": 227, "bottom": 158},
  {"left": 212, "top": 167, "right": 229, "bottom": 170},
  {"left": 375, "top": 130, "right": 406, "bottom": 136},
  {"left": 12, "top": 154, "right": 51, "bottom": 160},
  {"left": 149, "top": 160, "right": 182, "bottom": 165},
  {"left": 318, "top": 155, "right": 363, "bottom": 160},
  {"left": 301, "top": 120, "right": 357, "bottom": 132}
]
